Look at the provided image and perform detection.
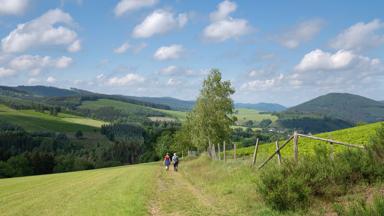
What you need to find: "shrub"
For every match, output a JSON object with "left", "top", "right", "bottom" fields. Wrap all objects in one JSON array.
[
  {"left": 258, "top": 163, "right": 310, "bottom": 211},
  {"left": 258, "top": 124, "right": 384, "bottom": 212}
]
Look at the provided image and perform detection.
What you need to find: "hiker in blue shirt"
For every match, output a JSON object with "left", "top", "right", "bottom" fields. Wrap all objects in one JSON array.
[{"left": 172, "top": 153, "right": 179, "bottom": 172}]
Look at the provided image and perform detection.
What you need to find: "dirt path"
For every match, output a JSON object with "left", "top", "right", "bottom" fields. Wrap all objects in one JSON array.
[{"left": 149, "top": 165, "right": 224, "bottom": 216}]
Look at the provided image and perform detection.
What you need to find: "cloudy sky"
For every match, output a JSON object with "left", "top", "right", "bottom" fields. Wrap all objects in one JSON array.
[{"left": 0, "top": 0, "right": 383, "bottom": 106}]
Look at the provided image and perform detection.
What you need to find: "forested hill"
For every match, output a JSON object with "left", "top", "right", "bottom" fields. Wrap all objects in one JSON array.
[
  {"left": 235, "top": 102, "right": 286, "bottom": 112},
  {"left": 125, "top": 96, "right": 195, "bottom": 111},
  {"left": 283, "top": 93, "right": 384, "bottom": 124}
]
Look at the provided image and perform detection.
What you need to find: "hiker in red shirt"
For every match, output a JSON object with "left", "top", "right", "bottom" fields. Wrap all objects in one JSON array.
[{"left": 164, "top": 153, "right": 171, "bottom": 171}]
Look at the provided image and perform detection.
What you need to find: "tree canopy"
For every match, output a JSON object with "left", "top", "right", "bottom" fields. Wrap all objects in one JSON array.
[{"left": 186, "top": 69, "right": 235, "bottom": 151}]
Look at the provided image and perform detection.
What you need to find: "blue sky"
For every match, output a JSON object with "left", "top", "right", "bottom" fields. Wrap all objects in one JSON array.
[{"left": 0, "top": 0, "right": 383, "bottom": 106}]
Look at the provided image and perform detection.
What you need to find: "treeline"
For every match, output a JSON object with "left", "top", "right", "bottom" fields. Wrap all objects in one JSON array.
[
  {"left": 0, "top": 121, "right": 180, "bottom": 178},
  {"left": 275, "top": 113, "right": 354, "bottom": 133}
]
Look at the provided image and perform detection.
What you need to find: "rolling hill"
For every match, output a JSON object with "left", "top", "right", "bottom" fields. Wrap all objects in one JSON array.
[
  {"left": 0, "top": 104, "right": 105, "bottom": 132},
  {"left": 1, "top": 122, "right": 382, "bottom": 216},
  {"left": 232, "top": 121, "right": 382, "bottom": 160},
  {"left": 283, "top": 93, "right": 384, "bottom": 124},
  {"left": 235, "top": 102, "right": 286, "bottom": 112}
]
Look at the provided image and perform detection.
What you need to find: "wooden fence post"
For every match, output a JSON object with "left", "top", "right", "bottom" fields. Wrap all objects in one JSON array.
[
  {"left": 212, "top": 144, "right": 217, "bottom": 160},
  {"left": 233, "top": 143, "right": 237, "bottom": 160},
  {"left": 330, "top": 142, "right": 334, "bottom": 161},
  {"left": 293, "top": 131, "right": 299, "bottom": 162},
  {"left": 251, "top": 138, "right": 259, "bottom": 167},
  {"left": 276, "top": 141, "right": 281, "bottom": 165},
  {"left": 217, "top": 143, "right": 221, "bottom": 160},
  {"left": 223, "top": 141, "right": 226, "bottom": 162}
]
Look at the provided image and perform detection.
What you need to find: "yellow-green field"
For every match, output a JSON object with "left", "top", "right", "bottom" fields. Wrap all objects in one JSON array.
[
  {"left": 229, "top": 122, "right": 383, "bottom": 167},
  {"left": 0, "top": 163, "right": 157, "bottom": 216},
  {"left": 0, "top": 104, "right": 105, "bottom": 132},
  {"left": 234, "top": 108, "right": 278, "bottom": 124}
]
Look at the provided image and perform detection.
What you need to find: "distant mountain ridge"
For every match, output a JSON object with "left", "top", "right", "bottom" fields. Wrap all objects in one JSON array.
[
  {"left": 283, "top": 93, "right": 384, "bottom": 124},
  {"left": 235, "top": 102, "right": 286, "bottom": 112},
  {"left": 1, "top": 85, "right": 286, "bottom": 112}
]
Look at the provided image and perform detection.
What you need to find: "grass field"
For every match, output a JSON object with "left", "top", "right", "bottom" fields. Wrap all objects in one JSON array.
[
  {"left": 0, "top": 163, "right": 157, "bottom": 216},
  {"left": 151, "top": 108, "right": 186, "bottom": 121},
  {"left": 0, "top": 104, "right": 105, "bottom": 132},
  {"left": 229, "top": 122, "right": 383, "bottom": 167},
  {"left": 234, "top": 108, "right": 278, "bottom": 124}
]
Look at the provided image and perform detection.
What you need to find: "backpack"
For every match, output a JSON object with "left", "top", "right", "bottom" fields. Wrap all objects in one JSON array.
[{"left": 173, "top": 155, "right": 179, "bottom": 163}]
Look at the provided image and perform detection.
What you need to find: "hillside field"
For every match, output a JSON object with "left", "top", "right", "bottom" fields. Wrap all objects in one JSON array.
[
  {"left": 1, "top": 122, "right": 382, "bottom": 215},
  {"left": 0, "top": 104, "right": 105, "bottom": 132},
  {"left": 229, "top": 122, "right": 383, "bottom": 167},
  {"left": 234, "top": 108, "right": 277, "bottom": 124}
]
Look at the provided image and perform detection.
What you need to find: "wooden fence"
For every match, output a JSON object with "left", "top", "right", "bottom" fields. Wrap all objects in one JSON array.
[{"left": 211, "top": 131, "right": 365, "bottom": 170}]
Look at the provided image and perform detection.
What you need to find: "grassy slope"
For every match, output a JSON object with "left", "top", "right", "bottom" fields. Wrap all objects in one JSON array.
[
  {"left": 0, "top": 163, "right": 157, "bottom": 216},
  {"left": 231, "top": 122, "right": 383, "bottom": 166},
  {"left": 234, "top": 108, "right": 278, "bottom": 123},
  {"left": 151, "top": 108, "right": 186, "bottom": 121},
  {"left": 0, "top": 104, "right": 105, "bottom": 132}
]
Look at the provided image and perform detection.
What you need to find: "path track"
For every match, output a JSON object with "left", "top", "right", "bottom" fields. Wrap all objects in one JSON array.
[{"left": 150, "top": 164, "right": 225, "bottom": 216}]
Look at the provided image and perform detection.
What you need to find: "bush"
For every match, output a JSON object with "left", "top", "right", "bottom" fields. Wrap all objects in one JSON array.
[{"left": 258, "top": 163, "right": 310, "bottom": 211}]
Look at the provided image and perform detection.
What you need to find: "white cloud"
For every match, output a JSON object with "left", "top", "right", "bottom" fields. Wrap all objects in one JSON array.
[
  {"left": 330, "top": 19, "right": 384, "bottom": 51},
  {"left": 46, "top": 76, "right": 56, "bottom": 83},
  {"left": 113, "top": 42, "right": 147, "bottom": 54},
  {"left": 114, "top": 0, "right": 157, "bottom": 16},
  {"left": 290, "top": 49, "right": 383, "bottom": 89},
  {"left": 295, "top": 49, "right": 356, "bottom": 72},
  {"left": 159, "top": 65, "right": 178, "bottom": 75},
  {"left": 277, "top": 19, "right": 324, "bottom": 49},
  {"left": 241, "top": 74, "right": 284, "bottom": 91},
  {"left": 0, "top": 67, "right": 15, "bottom": 77},
  {"left": 107, "top": 73, "right": 145, "bottom": 86},
  {"left": 114, "top": 42, "right": 130, "bottom": 54},
  {"left": 154, "top": 44, "right": 183, "bottom": 60},
  {"left": 166, "top": 78, "right": 181, "bottom": 86},
  {"left": 132, "top": 9, "right": 188, "bottom": 38},
  {"left": 209, "top": 0, "right": 237, "bottom": 22},
  {"left": 27, "top": 78, "right": 39, "bottom": 84},
  {"left": 203, "top": 0, "right": 251, "bottom": 42},
  {"left": 8, "top": 55, "right": 72, "bottom": 75},
  {"left": 0, "top": 0, "right": 29, "bottom": 16},
  {"left": 1, "top": 9, "right": 81, "bottom": 53},
  {"left": 68, "top": 40, "right": 81, "bottom": 52}
]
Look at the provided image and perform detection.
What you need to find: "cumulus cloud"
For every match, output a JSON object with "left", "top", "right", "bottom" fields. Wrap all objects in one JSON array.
[
  {"left": 27, "top": 78, "right": 39, "bottom": 84},
  {"left": 114, "top": 42, "right": 130, "bottom": 54},
  {"left": 132, "top": 9, "right": 188, "bottom": 38},
  {"left": 330, "top": 19, "right": 384, "bottom": 51},
  {"left": 1, "top": 9, "right": 81, "bottom": 53},
  {"left": 0, "top": 0, "right": 29, "bottom": 16},
  {"left": 276, "top": 19, "right": 324, "bottom": 49},
  {"left": 0, "top": 67, "right": 15, "bottom": 77},
  {"left": 166, "top": 78, "right": 181, "bottom": 86},
  {"left": 8, "top": 55, "right": 72, "bottom": 76},
  {"left": 158, "top": 65, "right": 209, "bottom": 77},
  {"left": 241, "top": 74, "right": 284, "bottom": 91},
  {"left": 290, "top": 49, "right": 383, "bottom": 88},
  {"left": 114, "top": 0, "right": 157, "bottom": 16},
  {"left": 154, "top": 44, "right": 184, "bottom": 60},
  {"left": 295, "top": 49, "right": 356, "bottom": 72},
  {"left": 113, "top": 41, "right": 147, "bottom": 54},
  {"left": 107, "top": 73, "right": 145, "bottom": 86},
  {"left": 203, "top": 0, "right": 251, "bottom": 42},
  {"left": 46, "top": 76, "right": 56, "bottom": 83}
]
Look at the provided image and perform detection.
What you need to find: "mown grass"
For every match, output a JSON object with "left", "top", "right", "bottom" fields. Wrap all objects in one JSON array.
[
  {"left": 234, "top": 108, "right": 278, "bottom": 124},
  {"left": 0, "top": 104, "right": 105, "bottom": 132},
  {"left": 228, "top": 122, "right": 383, "bottom": 167},
  {"left": 0, "top": 163, "right": 157, "bottom": 216}
]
